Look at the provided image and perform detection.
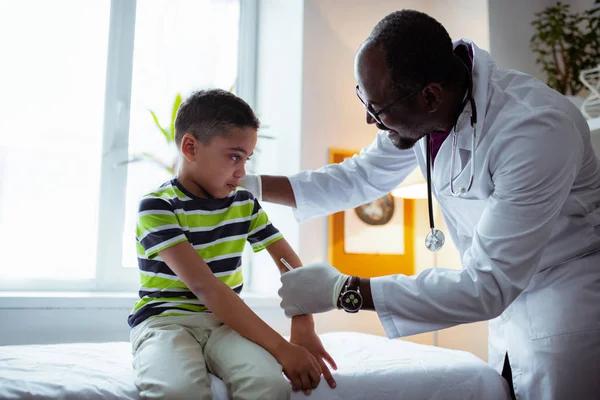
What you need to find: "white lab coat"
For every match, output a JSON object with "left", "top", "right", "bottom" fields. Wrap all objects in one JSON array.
[{"left": 289, "top": 40, "right": 600, "bottom": 399}]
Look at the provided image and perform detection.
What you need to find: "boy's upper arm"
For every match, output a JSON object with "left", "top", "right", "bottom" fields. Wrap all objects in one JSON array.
[
  {"left": 247, "top": 198, "right": 283, "bottom": 252},
  {"left": 158, "top": 241, "right": 217, "bottom": 293},
  {"left": 137, "top": 196, "right": 188, "bottom": 259}
]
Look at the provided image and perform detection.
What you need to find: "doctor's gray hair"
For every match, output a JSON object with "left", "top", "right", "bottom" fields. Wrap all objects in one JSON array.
[
  {"left": 367, "top": 10, "right": 456, "bottom": 96},
  {"left": 174, "top": 89, "right": 260, "bottom": 146}
]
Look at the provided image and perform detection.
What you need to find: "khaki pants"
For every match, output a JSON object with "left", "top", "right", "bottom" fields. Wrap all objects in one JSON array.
[{"left": 130, "top": 313, "right": 291, "bottom": 400}]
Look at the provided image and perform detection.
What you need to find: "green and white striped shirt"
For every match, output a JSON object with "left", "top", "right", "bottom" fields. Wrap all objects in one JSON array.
[{"left": 128, "top": 178, "right": 282, "bottom": 328}]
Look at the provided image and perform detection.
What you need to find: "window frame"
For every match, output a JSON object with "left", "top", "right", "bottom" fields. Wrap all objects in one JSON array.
[{"left": 0, "top": 0, "right": 258, "bottom": 293}]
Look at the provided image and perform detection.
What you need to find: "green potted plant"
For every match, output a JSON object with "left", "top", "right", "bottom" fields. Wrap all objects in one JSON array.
[{"left": 530, "top": 0, "right": 600, "bottom": 96}]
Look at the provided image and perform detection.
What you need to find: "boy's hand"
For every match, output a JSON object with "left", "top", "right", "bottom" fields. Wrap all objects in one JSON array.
[
  {"left": 291, "top": 322, "right": 338, "bottom": 391},
  {"left": 273, "top": 341, "right": 322, "bottom": 395}
]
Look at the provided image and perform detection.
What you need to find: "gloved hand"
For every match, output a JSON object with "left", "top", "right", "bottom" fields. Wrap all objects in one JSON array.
[
  {"left": 240, "top": 174, "right": 262, "bottom": 201},
  {"left": 278, "top": 262, "right": 348, "bottom": 318}
]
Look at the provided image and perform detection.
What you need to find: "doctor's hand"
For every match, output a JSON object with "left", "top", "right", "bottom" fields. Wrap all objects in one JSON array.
[
  {"left": 279, "top": 262, "right": 348, "bottom": 318},
  {"left": 240, "top": 174, "right": 261, "bottom": 200}
]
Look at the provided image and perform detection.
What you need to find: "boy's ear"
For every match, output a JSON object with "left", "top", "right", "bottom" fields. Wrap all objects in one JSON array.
[{"left": 180, "top": 133, "right": 197, "bottom": 162}]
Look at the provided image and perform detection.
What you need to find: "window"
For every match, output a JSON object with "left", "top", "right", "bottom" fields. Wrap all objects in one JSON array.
[
  {"left": 0, "top": 0, "right": 111, "bottom": 284},
  {"left": 0, "top": 0, "right": 256, "bottom": 291},
  {"left": 121, "top": 0, "right": 241, "bottom": 270}
]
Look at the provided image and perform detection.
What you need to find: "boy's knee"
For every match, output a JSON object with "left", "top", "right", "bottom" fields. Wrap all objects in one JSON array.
[
  {"left": 258, "top": 372, "right": 292, "bottom": 398},
  {"left": 139, "top": 381, "right": 212, "bottom": 400},
  {"left": 234, "top": 372, "right": 291, "bottom": 400}
]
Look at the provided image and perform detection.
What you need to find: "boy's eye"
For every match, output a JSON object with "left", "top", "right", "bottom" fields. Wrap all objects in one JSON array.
[{"left": 229, "top": 154, "right": 251, "bottom": 162}]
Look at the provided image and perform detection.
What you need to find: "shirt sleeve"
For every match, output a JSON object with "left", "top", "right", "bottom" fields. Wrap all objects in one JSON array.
[
  {"left": 289, "top": 130, "right": 418, "bottom": 223},
  {"left": 371, "top": 110, "right": 584, "bottom": 338},
  {"left": 247, "top": 198, "right": 283, "bottom": 252},
  {"left": 136, "top": 196, "right": 188, "bottom": 259}
]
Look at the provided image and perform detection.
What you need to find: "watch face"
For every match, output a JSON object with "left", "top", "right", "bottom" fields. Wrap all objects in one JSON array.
[{"left": 340, "top": 290, "right": 362, "bottom": 312}]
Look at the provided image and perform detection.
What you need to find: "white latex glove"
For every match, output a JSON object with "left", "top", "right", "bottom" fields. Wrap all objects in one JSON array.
[
  {"left": 240, "top": 174, "right": 262, "bottom": 200},
  {"left": 278, "top": 262, "right": 348, "bottom": 318}
]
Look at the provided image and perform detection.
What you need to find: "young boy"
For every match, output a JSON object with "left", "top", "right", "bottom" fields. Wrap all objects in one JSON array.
[{"left": 128, "top": 89, "right": 337, "bottom": 400}]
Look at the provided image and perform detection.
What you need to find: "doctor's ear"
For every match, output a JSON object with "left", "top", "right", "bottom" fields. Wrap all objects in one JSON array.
[{"left": 422, "top": 83, "right": 443, "bottom": 114}]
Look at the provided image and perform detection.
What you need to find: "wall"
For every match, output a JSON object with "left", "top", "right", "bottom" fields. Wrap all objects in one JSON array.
[{"left": 427, "top": 0, "right": 490, "bottom": 49}]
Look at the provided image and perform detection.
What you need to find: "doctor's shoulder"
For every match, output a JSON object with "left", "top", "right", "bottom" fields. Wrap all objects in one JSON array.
[
  {"left": 485, "top": 85, "right": 584, "bottom": 146},
  {"left": 484, "top": 109, "right": 583, "bottom": 187},
  {"left": 486, "top": 70, "right": 585, "bottom": 133}
]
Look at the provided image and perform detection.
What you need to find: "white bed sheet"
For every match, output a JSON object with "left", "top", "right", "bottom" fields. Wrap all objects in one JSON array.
[{"left": 0, "top": 331, "right": 510, "bottom": 400}]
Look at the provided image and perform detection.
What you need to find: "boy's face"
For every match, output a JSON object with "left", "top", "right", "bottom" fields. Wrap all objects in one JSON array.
[{"left": 181, "top": 126, "right": 257, "bottom": 199}]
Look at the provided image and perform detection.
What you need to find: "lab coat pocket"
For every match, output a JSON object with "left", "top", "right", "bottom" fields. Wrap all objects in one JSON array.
[
  {"left": 526, "top": 252, "right": 600, "bottom": 340},
  {"left": 441, "top": 196, "right": 487, "bottom": 238}
]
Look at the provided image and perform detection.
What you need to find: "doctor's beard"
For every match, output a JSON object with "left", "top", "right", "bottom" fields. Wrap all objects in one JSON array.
[{"left": 377, "top": 123, "right": 430, "bottom": 150}]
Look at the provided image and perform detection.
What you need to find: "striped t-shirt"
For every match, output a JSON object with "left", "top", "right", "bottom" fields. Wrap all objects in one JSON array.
[{"left": 128, "top": 178, "right": 283, "bottom": 328}]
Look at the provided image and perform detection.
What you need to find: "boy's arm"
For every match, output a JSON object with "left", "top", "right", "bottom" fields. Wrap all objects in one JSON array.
[
  {"left": 266, "top": 238, "right": 338, "bottom": 389},
  {"left": 158, "top": 241, "right": 321, "bottom": 391}
]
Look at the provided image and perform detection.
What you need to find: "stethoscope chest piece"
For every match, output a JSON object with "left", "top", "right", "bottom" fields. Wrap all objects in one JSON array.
[{"left": 425, "top": 228, "right": 445, "bottom": 252}]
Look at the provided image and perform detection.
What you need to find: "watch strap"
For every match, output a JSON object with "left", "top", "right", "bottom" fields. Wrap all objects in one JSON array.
[{"left": 347, "top": 276, "right": 360, "bottom": 292}]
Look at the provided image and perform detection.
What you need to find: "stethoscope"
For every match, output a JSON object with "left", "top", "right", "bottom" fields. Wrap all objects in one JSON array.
[{"left": 424, "top": 68, "right": 478, "bottom": 252}]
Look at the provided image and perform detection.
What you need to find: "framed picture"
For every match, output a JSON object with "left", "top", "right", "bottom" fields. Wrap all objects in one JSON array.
[{"left": 327, "top": 148, "right": 415, "bottom": 278}]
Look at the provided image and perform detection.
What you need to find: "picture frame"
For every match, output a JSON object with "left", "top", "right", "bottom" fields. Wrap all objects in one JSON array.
[{"left": 327, "top": 148, "right": 415, "bottom": 278}]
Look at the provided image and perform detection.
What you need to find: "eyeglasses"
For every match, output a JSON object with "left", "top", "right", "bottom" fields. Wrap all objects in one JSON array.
[{"left": 355, "top": 85, "right": 420, "bottom": 125}]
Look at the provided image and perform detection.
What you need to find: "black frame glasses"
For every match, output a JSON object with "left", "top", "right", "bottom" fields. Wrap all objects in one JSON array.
[{"left": 355, "top": 85, "right": 420, "bottom": 125}]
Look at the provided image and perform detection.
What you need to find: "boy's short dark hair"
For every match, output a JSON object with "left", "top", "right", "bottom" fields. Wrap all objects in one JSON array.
[
  {"left": 174, "top": 89, "right": 260, "bottom": 146},
  {"left": 367, "top": 10, "right": 454, "bottom": 96}
]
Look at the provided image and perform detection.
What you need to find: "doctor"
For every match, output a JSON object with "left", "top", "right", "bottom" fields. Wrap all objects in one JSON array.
[{"left": 242, "top": 9, "right": 600, "bottom": 400}]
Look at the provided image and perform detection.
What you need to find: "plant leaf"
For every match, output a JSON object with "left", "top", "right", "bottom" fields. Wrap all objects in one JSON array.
[
  {"left": 149, "top": 109, "right": 170, "bottom": 142},
  {"left": 170, "top": 94, "right": 182, "bottom": 143}
]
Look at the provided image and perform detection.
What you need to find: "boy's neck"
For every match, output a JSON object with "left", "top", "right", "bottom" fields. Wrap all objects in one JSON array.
[{"left": 176, "top": 172, "right": 213, "bottom": 199}]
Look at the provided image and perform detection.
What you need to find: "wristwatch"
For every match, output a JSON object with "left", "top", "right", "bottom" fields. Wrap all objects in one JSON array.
[{"left": 338, "top": 276, "right": 363, "bottom": 313}]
